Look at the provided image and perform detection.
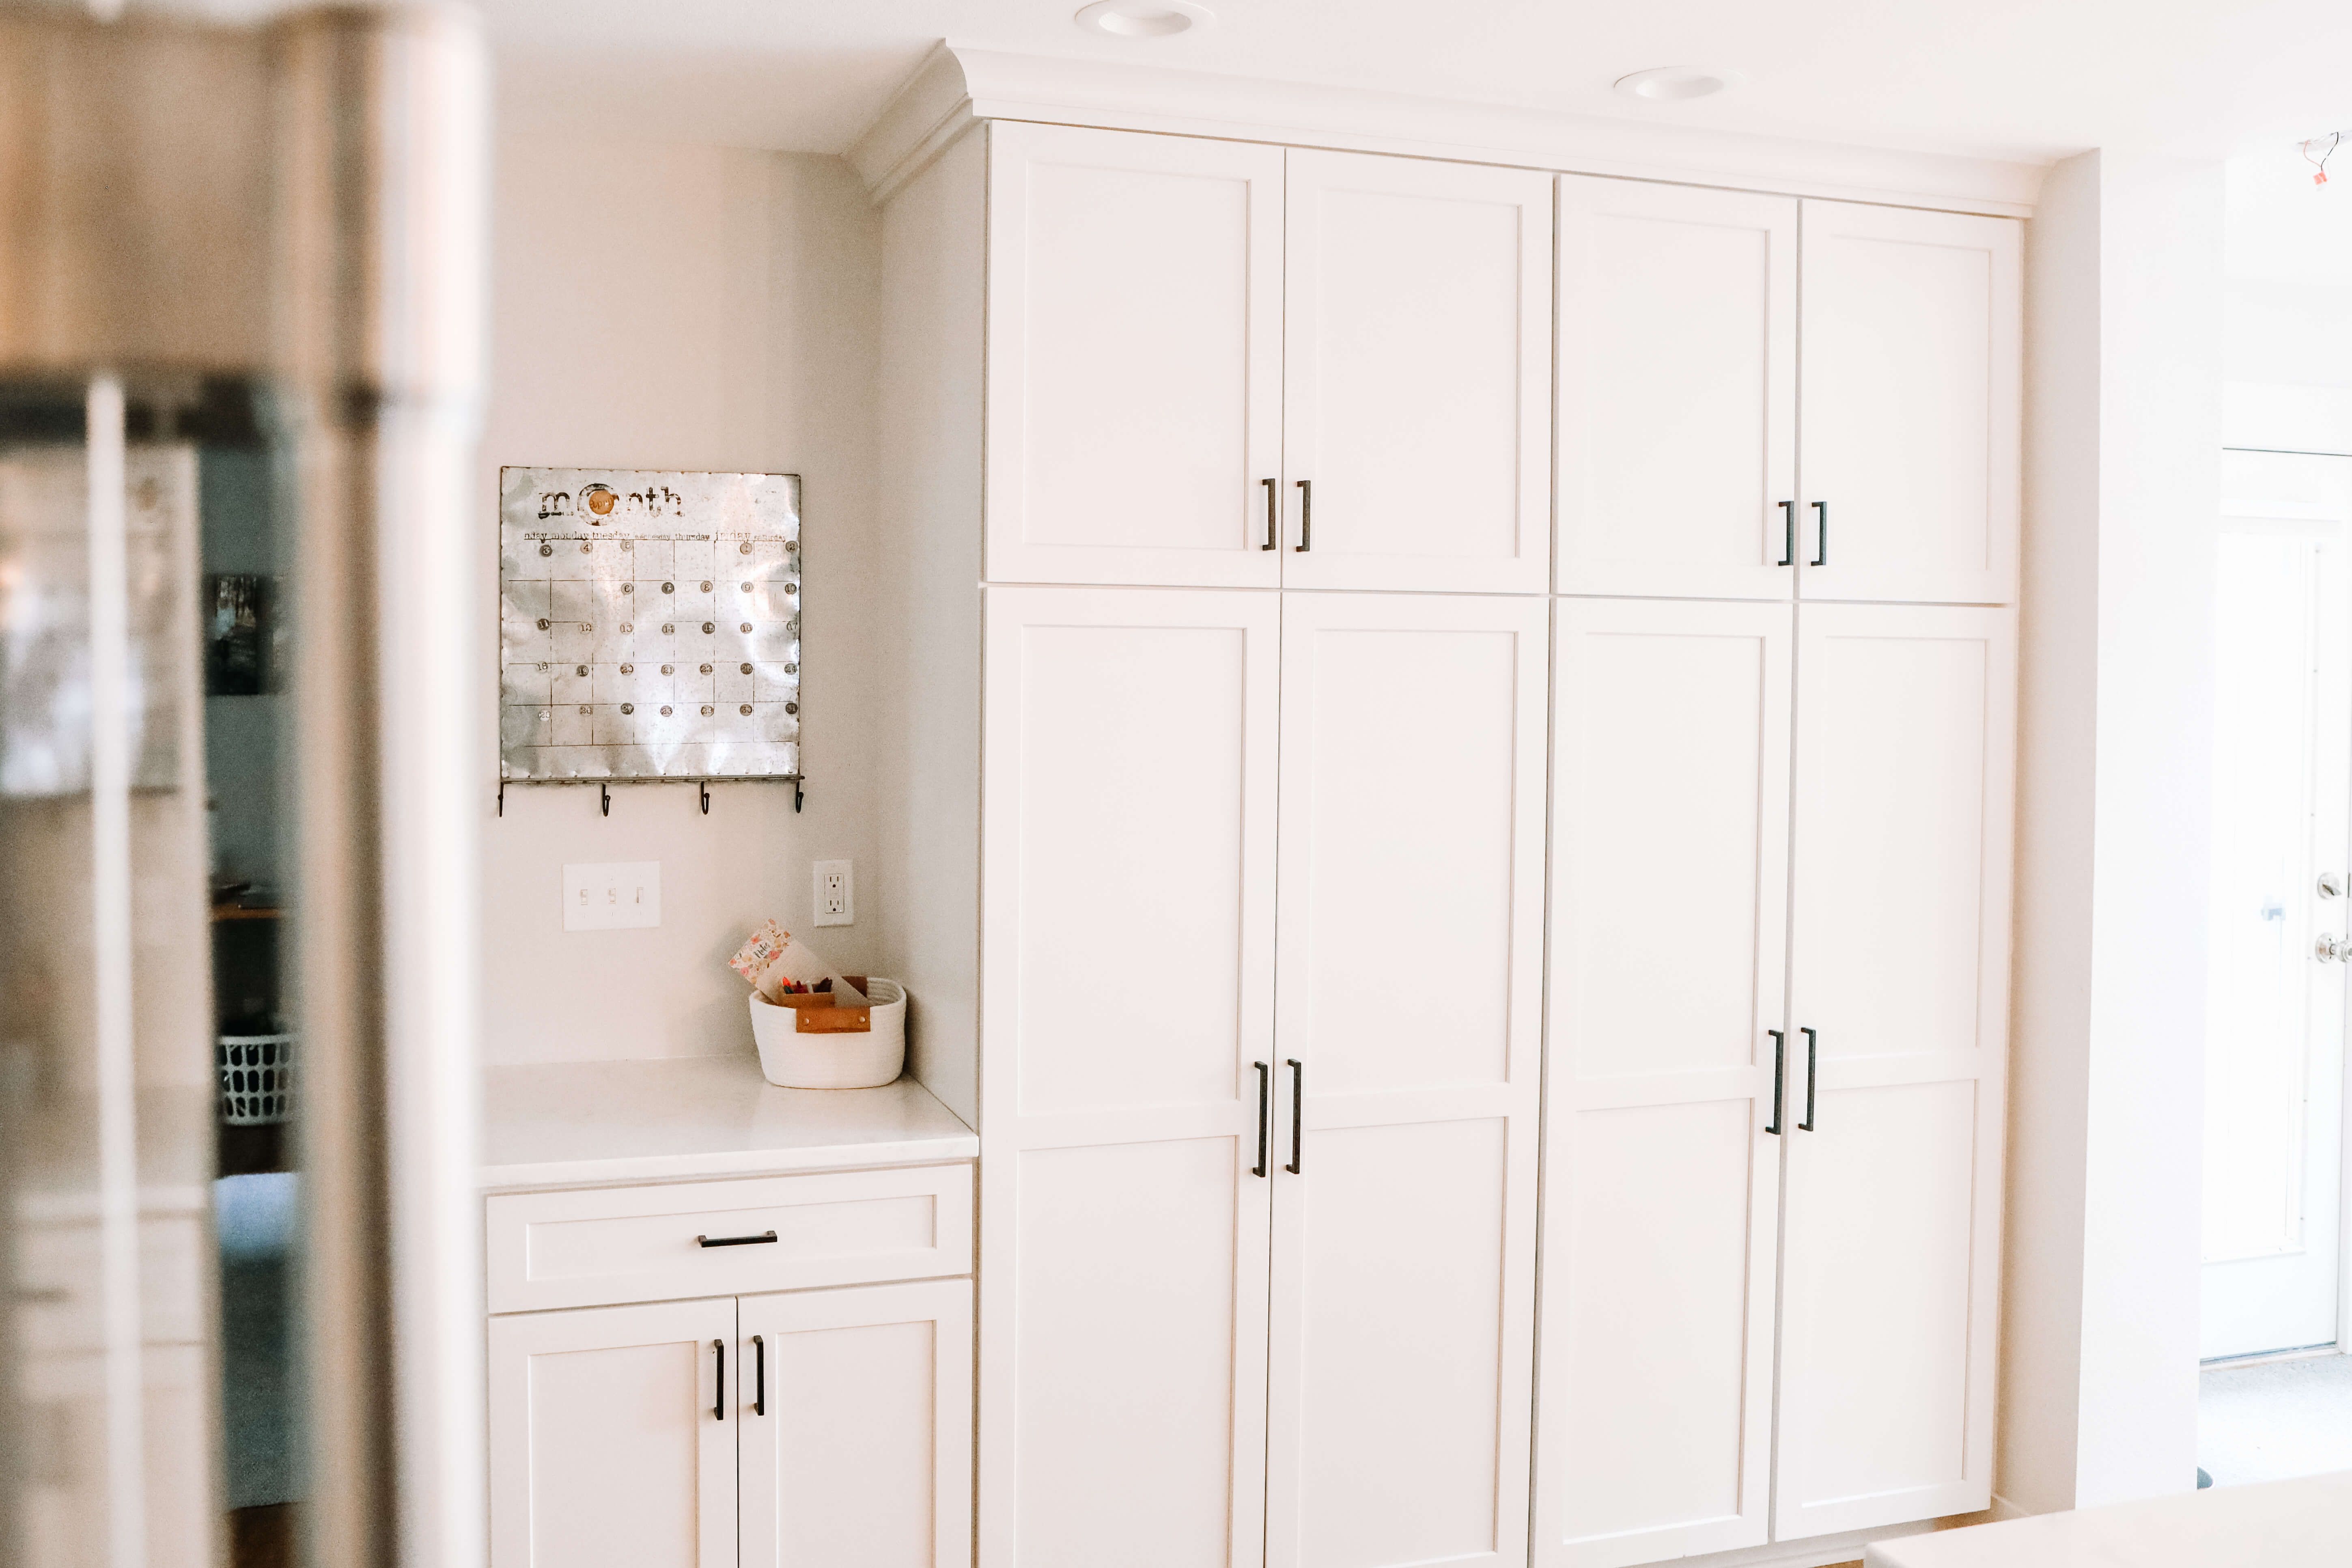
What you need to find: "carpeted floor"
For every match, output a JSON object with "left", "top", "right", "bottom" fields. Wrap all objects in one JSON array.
[{"left": 2199, "top": 1351, "right": 2352, "bottom": 1485}]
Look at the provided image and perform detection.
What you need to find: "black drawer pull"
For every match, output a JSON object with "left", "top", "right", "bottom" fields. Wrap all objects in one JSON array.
[{"left": 696, "top": 1230, "right": 779, "bottom": 1248}]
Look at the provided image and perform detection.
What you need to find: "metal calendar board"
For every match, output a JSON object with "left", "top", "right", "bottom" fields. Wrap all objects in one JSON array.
[{"left": 499, "top": 467, "right": 800, "bottom": 782}]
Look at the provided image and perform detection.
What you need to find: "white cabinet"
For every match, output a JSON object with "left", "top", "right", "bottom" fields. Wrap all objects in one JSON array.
[
  {"left": 1556, "top": 179, "right": 1798, "bottom": 600},
  {"left": 1281, "top": 153, "right": 1553, "bottom": 593},
  {"left": 1536, "top": 599, "right": 1791, "bottom": 1568},
  {"left": 490, "top": 1297, "right": 740, "bottom": 1568},
  {"left": 986, "top": 123, "right": 1283, "bottom": 588},
  {"left": 739, "top": 1281, "right": 974, "bottom": 1568},
  {"left": 977, "top": 584, "right": 1280, "bottom": 1567},
  {"left": 1798, "top": 202, "right": 2022, "bottom": 605},
  {"left": 1775, "top": 603, "right": 2014, "bottom": 1539},
  {"left": 1536, "top": 601, "right": 2014, "bottom": 1560},
  {"left": 1264, "top": 593, "right": 1548, "bottom": 1568},
  {"left": 486, "top": 1169, "right": 976, "bottom": 1568},
  {"left": 985, "top": 125, "right": 1551, "bottom": 592}
]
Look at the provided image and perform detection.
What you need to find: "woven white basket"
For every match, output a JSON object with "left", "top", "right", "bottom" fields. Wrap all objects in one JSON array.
[
  {"left": 217, "top": 1032, "right": 296, "bottom": 1125},
  {"left": 748, "top": 978, "right": 906, "bottom": 1089}
]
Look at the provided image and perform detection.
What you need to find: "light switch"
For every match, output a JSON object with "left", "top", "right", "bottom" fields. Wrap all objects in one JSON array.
[{"left": 563, "top": 861, "right": 661, "bottom": 931}]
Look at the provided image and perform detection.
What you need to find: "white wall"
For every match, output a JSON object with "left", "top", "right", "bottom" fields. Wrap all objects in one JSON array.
[
  {"left": 478, "top": 132, "right": 886, "bottom": 1064},
  {"left": 2004, "top": 147, "right": 2223, "bottom": 1515}
]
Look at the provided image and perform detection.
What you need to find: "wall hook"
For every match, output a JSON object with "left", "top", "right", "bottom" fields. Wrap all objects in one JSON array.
[
  {"left": 600, "top": 782, "right": 611, "bottom": 817},
  {"left": 700, "top": 780, "right": 712, "bottom": 816},
  {"left": 793, "top": 778, "right": 804, "bottom": 814},
  {"left": 497, "top": 779, "right": 505, "bottom": 818}
]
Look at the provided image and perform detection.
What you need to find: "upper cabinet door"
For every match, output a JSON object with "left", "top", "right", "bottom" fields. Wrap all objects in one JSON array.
[
  {"left": 1799, "top": 202, "right": 2021, "bottom": 605},
  {"left": 1556, "top": 178, "right": 1797, "bottom": 599},
  {"left": 1281, "top": 151, "right": 1553, "bottom": 594},
  {"left": 986, "top": 123, "right": 1284, "bottom": 588}
]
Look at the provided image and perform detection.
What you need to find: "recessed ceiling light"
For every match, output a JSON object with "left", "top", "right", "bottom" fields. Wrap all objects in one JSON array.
[
  {"left": 1613, "top": 66, "right": 1742, "bottom": 102},
  {"left": 1074, "top": 0, "right": 1214, "bottom": 39}
]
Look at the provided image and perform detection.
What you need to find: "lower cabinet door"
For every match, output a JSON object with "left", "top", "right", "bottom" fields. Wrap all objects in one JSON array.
[
  {"left": 489, "top": 1297, "right": 739, "bottom": 1568},
  {"left": 1773, "top": 603, "right": 2014, "bottom": 1540},
  {"left": 1534, "top": 599, "right": 1790, "bottom": 1568},
  {"left": 738, "top": 1279, "right": 974, "bottom": 1568},
  {"left": 1263, "top": 592, "right": 1549, "bottom": 1568}
]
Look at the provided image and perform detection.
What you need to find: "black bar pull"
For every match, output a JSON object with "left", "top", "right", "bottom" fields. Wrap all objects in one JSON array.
[
  {"left": 1293, "top": 480, "right": 1312, "bottom": 552},
  {"left": 1777, "top": 500, "right": 1794, "bottom": 566},
  {"left": 1765, "top": 1031, "right": 1785, "bottom": 1135},
  {"left": 713, "top": 1339, "right": 725, "bottom": 1421},
  {"left": 1799, "top": 1028, "right": 1818, "bottom": 1131},
  {"left": 696, "top": 1230, "right": 779, "bottom": 1248},
  {"left": 1253, "top": 1062, "right": 1270, "bottom": 1177},
  {"left": 752, "top": 1334, "right": 766, "bottom": 1416},
  {"left": 1810, "top": 501, "right": 1828, "bottom": 566},
  {"left": 1284, "top": 1059, "right": 1304, "bottom": 1173},
  {"left": 1262, "top": 478, "right": 1278, "bottom": 551}
]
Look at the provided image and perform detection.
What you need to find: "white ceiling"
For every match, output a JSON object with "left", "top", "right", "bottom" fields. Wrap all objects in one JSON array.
[{"left": 477, "top": 0, "right": 2352, "bottom": 169}]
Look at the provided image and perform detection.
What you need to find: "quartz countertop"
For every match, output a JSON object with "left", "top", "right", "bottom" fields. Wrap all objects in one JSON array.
[{"left": 480, "top": 1052, "right": 976, "bottom": 1191}]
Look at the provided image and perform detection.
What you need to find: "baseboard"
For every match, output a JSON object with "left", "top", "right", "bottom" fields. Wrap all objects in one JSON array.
[{"left": 1640, "top": 1517, "right": 1939, "bottom": 1568}]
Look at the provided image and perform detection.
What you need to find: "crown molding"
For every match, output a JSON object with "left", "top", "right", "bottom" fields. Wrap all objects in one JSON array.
[{"left": 849, "top": 44, "right": 2050, "bottom": 216}]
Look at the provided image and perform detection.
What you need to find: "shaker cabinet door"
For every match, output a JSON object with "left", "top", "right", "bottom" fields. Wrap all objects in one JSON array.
[
  {"left": 1262, "top": 592, "right": 1548, "bottom": 1568},
  {"left": 1774, "top": 603, "right": 2015, "bottom": 1539},
  {"left": 1798, "top": 202, "right": 2021, "bottom": 605},
  {"left": 986, "top": 123, "right": 1284, "bottom": 588},
  {"left": 738, "top": 1280, "right": 973, "bottom": 1568},
  {"left": 1281, "top": 151, "right": 1553, "bottom": 594},
  {"left": 1535, "top": 597, "right": 1791, "bottom": 1568},
  {"left": 1556, "top": 177, "right": 1796, "bottom": 600},
  {"left": 978, "top": 585, "right": 1282, "bottom": 1568},
  {"left": 489, "top": 1297, "right": 739, "bottom": 1568}
]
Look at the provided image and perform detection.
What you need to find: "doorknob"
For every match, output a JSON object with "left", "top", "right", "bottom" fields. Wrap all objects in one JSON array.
[{"left": 2318, "top": 934, "right": 2350, "bottom": 963}]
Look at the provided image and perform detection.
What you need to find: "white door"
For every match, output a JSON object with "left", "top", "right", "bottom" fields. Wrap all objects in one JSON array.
[
  {"left": 1280, "top": 151, "right": 1552, "bottom": 594},
  {"left": 739, "top": 1280, "right": 973, "bottom": 1568},
  {"left": 1262, "top": 592, "right": 1547, "bottom": 1568},
  {"left": 2201, "top": 450, "right": 2352, "bottom": 1360},
  {"left": 1797, "top": 202, "right": 2020, "bottom": 606},
  {"left": 1776, "top": 603, "right": 2015, "bottom": 1539},
  {"left": 1555, "top": 178, "right": 1797, "bottom": 600},
  {"left": 986, "top": 123, "right": 1284, "bottom": 588},
  {"left": 1535, "top": 598, "right": 1790, "bottom": 1568},
  {"left": 978, "top": 585, "right": 1281, "bottom": 1568},
  {"left": 488, "top": 1297, "right": 739, "bottom": 1568}
]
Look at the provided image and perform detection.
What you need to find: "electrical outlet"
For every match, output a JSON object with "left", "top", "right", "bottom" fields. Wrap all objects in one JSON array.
[
  {"left": 563, "top": 861, "right": 661, "bottom": 931},
  {"left": 814, "top": 859, "right": 853, "bottom": 926}
]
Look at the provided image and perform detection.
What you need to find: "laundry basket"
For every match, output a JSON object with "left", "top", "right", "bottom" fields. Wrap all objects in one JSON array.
[{"left": 217, "top": 1031, "right": 296, "bottom": 1125}]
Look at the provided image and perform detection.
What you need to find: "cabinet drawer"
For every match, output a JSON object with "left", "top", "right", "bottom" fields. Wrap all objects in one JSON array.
[{"left": 486, "top": 1164, "right": 973, "bottom": 1314}]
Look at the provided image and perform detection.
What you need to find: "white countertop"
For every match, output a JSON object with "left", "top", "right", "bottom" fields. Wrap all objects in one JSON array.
[
  {"left": 1864, "top": 1471, "right": 2352, "bottom": 1567},
  {"left": 480, "top": 1052, "right": 976, "bottom": 1190}
]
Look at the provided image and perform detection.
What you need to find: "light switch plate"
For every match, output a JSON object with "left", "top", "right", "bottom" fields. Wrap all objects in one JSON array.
[
  {"left": 564, "top": 861, "right": 661, "bottom": 931},
  {"left": 814, "top": 859, "right": 853, "bottom": 926}
]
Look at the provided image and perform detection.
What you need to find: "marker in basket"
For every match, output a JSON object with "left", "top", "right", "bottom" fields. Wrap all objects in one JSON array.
[{"left": 728, "top": 920, "right": 867, "bottom": 1006}]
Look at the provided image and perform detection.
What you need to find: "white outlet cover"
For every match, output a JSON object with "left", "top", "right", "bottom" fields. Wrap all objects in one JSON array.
[
  {"left": 813, "top": 859, "right": 853, "bottom": 926},
  {"left": 563, "top": 861, "right": 661, "bottom": 931}
]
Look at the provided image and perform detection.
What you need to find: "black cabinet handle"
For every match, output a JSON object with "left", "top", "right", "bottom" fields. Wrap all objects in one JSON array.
[
  {"left": 1800, "top": 1028, "right": 1818, "bottom": 1131},
  {"left": 752, "top": 1333, "right": 766, "bottom": 1416},
  {"left": 1293, "top": 480, "right": 1312, "bottom": 552},
  {"left": 1811, "top": 501, "right": 1828, "bottom": 566},
  {"left": 1765, "top": 1031, "right": 1784, "bottom": 1135},
  {"left": 696, "top": 1230, "right": 778, "bottom": 1248},
  {"left": 1262, "top": 478, "right": 1278, "bottom": 550},
  {"left": 1777, "top": 500, "right": 1794, "bottom": 566},
  {"left": 1253, "top": 1061, "right": 1270, "bottom": 1178},
  {"left": 712, "top": 1339, "right": 725, "bottom": 1422},
  {"left": 1285, "top": 1059, "right": 1304, "bottom": 1173}
]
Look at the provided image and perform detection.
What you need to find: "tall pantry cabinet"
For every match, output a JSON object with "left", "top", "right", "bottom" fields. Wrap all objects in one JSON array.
[{"left": 873, "top": 116, "right": 2020, "bottom": 1568}]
